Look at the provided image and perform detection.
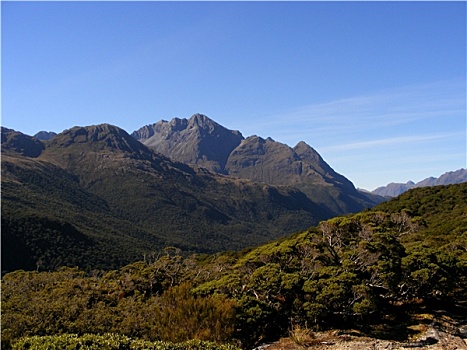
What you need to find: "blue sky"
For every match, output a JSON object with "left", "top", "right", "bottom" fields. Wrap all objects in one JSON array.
[{"left": 2, "top": 1, "right": 466, "bottom": 190}]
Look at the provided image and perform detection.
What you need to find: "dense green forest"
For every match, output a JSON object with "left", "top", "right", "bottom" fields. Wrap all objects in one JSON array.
[{"left": 2, "top": 183, "right": 466, "bottom": 349}]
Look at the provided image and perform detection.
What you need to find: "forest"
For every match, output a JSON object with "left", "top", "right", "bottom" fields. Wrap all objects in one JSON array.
[{"left": 2, "top": 183, "right": 466, "bottom": 349}]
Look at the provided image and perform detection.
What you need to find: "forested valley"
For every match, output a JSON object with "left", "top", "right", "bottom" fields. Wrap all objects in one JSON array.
[{"left": 2, "top": 183, "right": 466, "bottom": 349}]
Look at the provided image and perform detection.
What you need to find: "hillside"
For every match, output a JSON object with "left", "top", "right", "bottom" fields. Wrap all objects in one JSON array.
[
  {"left": 1, "top": 125, "right": 333, "bottom": 273},
  {"left": 372, "top": 168, "right": 467, "bottom": 197},
  {"left": 2, "top": 183, "right": 466, "bottom": 349},
  {"left": 132, "top": 114, "right": 384, "bottom": 215}
]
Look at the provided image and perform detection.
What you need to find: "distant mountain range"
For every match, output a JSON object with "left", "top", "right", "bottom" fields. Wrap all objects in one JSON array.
[{"left": 372, "top": 168, "right": 467, "bottom": 197}]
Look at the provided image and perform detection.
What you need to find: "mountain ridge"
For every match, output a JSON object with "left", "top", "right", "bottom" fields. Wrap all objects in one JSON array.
[
  {"left": 132, "top": 114, "right": 384, "bottom": 215},
  {"left": 372, "top": 168, "right": 467, "bottom": 197},
  {"left": 2, "top": 124, "right": 333, "bottom": 272}
]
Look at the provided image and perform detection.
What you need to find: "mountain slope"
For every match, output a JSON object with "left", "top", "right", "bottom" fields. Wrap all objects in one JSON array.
[
  {"left": 1, "top": 127, "right": 45, "bottom": 157},
  {"left": 1, "top": 151, "right": 157, "bottom": 273},
  {"left": 372, "top": 169, "right": 467, "bottom": 197},
  {"left": 2, "top": 125, "right": 333, "bottom": 272},
  {"left": 133, "top": 114, "right": 384, "bottom": 215},
  {"left": 2, "top": 183, "right": 466, "bottom": 348}
]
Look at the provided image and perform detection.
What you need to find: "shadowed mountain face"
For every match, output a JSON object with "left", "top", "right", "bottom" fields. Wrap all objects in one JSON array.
[
  {"left": 2, "top": 127, "right": 45, "bottom": 157},
  {"left": 133, "top": 114, "right": 384, "bottom": 215},
  {"left": 2, "top": 125, "right": 333, "bottom": 273}
]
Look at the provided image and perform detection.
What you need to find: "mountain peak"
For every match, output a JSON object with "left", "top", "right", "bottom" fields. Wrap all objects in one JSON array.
[
  {"left": 132, "top": 115, "right": 244, "bottom": 173},
  {"left": 133, "top": 114, "right": 377, "bottom": 214},
  {"left": 189, "top": 113, "right": 211, "bottom": 126},
  {"left": 34, "top": 131, "right": 58, "bottom": 141},
  {"left": 47, "top": 124, "right": 150, "bottom": 155},
  {"left": 1, "top": 127, "right": 45, "bottom": 157}
]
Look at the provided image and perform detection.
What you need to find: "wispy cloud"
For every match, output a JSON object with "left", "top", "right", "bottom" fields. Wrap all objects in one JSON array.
[
  {"left": 249, "top": 78, "right": 466, "bottom": 146},
  {"left": 245, "top": 79, "right": 466, "bottom": 189},
  {"left": 321, "top": 132, "right": 464, "bottom": 152}
]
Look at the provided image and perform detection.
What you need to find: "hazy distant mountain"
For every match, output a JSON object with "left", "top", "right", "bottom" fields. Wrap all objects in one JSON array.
[
  {"left": 2, "top": 124, "right": 333, "bottom": 272},
  {"left": 372, "top": 169, "right": 467, "bottom": 197},
  {"left": 34, "top": 131, "right": 57, "bottom": 141},
  {"left": 133, "top": 114, "right": 384, "bottom": 215},
  {"left": 371, "top": 181, "right": 416, "bottom": 198}
]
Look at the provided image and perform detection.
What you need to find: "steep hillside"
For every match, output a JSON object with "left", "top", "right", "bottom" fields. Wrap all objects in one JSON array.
[
  {"left": 2, "top": 183, "right": 465, "bottom": 349},
  {"left": 133, "top": 114, "right": 384, "bottom": 215},
  {"left": 193, "top": 182, "right": 467, "bottom": 345},
  {"left": 1, "top": 127, "right": 44, "bottom": 157},
  {"left": 2, "top": 151, "right": 163, "bottom": 273},
  {"left": 2, "top": 125, "right": 333, "bottom": 272}
]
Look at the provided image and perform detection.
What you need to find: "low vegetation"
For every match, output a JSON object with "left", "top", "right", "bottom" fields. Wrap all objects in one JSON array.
[
  {"left": 2, "top": 183, "right": 466, "bottom": 349},
  {"left": 11, "top": 334, "right": 241, "bottom": 350}
]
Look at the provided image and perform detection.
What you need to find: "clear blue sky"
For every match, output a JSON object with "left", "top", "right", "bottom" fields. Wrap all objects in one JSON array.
[{"left": 2, "top": 1, "right": 466, "bottom": 190}]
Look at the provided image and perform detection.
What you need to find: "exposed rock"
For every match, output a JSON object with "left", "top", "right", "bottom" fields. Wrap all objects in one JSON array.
[
  {"left": 132, "top": 113, "right": 244, "bottom": 173},
  {"left": 34, "top": 131, "right": 57, "bottom": 141},
  {"left": 133, "top": 114, "right": 384, "bottom": 216}
]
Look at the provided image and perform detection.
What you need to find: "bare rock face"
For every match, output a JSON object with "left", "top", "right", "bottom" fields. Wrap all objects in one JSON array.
[
  {"left": 132, "top": 114, "right": 244, "bottom": 173},
  {"left": 133, "top": 115, "right": 353, "bottom": 190},
  {"left": 293, "top": 141, "right": 356, "bottom": 191},
  {"left": 133, "top": 115, "right": 356, "bottom": 191},
  {"left": 226, "top": 136, "right": 302, "bottom": 185},
  {"left": 34, "top": 131, "right": 57, "bottom": 141}
]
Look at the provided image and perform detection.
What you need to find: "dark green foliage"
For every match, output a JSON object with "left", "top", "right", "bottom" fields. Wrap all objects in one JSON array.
[
  {"left": 193, "top": 185, "right": 466, "bottom": 344},
  {"left": 2, "top": 183, "right": 466, "bottom": 348},
  {"left": 11, "top": 334, "right": 240, "bottom": 350},
  {"left": 1, "top": 259, "right": 237, "bottom": 346}
]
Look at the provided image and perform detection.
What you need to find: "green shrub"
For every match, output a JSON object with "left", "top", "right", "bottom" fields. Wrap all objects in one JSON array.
[{"left": 11, "top": 333, "right": 241, "bottom": 350}]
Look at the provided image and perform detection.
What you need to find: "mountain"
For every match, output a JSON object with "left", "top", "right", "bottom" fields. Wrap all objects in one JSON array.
[
  {"left": 34, "top": 131, "right": 57, "bottom": 141},
  {"left": 372, "top": 169, "right": 467, "bottom": 197},
  {"left": 371, "top": 181, "right": 416, "bottom": 198},
  {"left": 133, "top": 114, "right": 384, "bottom": 215},
  {"left": 131, "top": 114, "right": 243, "bottom": 173},
  {"left": 1, "top": 127, "right": 44, "bottom": 157},
  {"left": 2, "top": 124, "right": 333, "bottom": 273}
]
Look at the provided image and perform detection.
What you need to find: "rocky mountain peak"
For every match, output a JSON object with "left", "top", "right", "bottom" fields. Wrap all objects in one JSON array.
[
  {"left": 132, "top": 114, "right": 379, "bottom": 214},
  {"left": 47, "top": 124, "right": 150, "bottom": 156},
  {"left": 132, "top": 114, "right": 244, "bottom": 173},
  {"left": 293, "top": 141, "right": 322, "bottom": 164},
  {"left": 34, "top": 131, "right": 58, "bottom": 141},
  {"left": 188, "top": 113, "right": 211, "bottom": 128}
]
